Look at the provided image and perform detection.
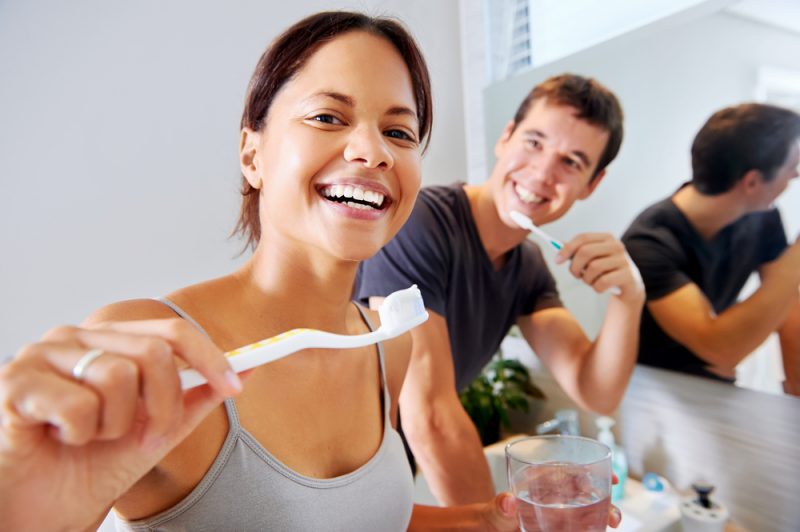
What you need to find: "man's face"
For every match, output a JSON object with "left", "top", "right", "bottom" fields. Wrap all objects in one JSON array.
[
  {"left": 754, "top": 140, "right": 799, "bottom": 211},
  {"left": 489, "top": 99, "right": 610, "bottom": 228}
]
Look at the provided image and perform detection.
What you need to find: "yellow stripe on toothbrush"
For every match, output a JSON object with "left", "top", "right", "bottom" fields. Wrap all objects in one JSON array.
[{"left": 225, "top": 328, "right": 311, "bottom": 358}]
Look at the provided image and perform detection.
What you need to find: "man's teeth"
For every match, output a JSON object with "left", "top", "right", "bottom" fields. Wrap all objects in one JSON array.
[
  {"left": 515, "top": 183, "right": 546, "bottom": 205},
  {"left": 322, "top": 184, "right": 385, "bottom": 209}
]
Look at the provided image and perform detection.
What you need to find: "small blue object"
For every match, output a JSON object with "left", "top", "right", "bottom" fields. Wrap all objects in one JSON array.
[{"left": 642, "top": 472, "right": 664, "bottom": 492}]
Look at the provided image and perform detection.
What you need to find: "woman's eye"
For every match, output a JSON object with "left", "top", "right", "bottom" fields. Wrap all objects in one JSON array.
[
  {"left": 526, "top": 139, "right": 541, "bottom": 149},
  {"left": 385, "top": 129, "right": 414, "bottom": 141},
  {"left": 311, "top": 114, "right": 342, "bottom": 125}
]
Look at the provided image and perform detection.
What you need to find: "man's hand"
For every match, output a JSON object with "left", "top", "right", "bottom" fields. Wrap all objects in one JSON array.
[{"left": 556, "top": 232, "right": 645, "bottom": 304}]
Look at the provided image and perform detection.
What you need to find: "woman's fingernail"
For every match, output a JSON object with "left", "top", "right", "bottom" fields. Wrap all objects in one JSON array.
[
  {"left": 611, "top": 505, "right": 622, "bottom": 524},
  {"left": 501, "top": 494, "right": 514, "bottom": 513},
  {"left": 225, "top": 370, "right": 243, "bottom": 393}
]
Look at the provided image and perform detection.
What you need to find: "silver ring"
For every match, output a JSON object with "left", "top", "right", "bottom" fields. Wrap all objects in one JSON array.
[{"left": 72, "top": 348, "right": 106, "bottom": 381}]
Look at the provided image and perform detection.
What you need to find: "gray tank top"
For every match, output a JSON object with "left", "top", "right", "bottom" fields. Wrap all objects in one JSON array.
[{"left": 114, "top": 299, "right": 414, "bottom": 531}]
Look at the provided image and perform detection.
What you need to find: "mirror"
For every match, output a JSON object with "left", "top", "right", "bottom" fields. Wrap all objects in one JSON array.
[{"left": 481, "top": 1, "right": 800, "bottom": 394}]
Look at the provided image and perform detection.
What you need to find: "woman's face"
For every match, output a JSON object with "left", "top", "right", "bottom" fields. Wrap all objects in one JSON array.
[{"left": 241, "top": 31, "right": 422, "bottom": 262}]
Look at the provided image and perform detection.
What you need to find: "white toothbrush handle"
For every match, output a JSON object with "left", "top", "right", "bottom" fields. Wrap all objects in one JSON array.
[
  {"left": 179, "top": 329, "right": 385, "bottom": 390},
  {"left": 510, "top": 211, "right": 623, "bottom": 296}
]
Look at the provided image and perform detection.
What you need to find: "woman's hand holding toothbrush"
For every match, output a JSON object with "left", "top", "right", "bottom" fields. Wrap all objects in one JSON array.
[
  {"left": 555, "top": 233, "right": 645, "bottom": 304},
  {"left": 0, "top": 319, "right": 242, "bottom": 532}
]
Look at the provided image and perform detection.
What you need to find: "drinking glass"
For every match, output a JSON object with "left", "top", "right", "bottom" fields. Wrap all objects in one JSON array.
[{"left": 506, "top": 435, "right": 611, "bottom": 532}]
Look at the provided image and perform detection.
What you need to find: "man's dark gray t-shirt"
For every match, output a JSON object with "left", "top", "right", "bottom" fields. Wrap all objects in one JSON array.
[{"left": 356, "top": 183, "right": 563, "bottom": 391}]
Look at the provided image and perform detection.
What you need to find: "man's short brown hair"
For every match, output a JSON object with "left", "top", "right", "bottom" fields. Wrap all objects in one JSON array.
[{"left": 511, "top": 74, "right": 624, "bottom": 180}]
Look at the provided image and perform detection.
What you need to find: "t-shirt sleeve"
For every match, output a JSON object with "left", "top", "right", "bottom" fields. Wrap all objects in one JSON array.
[
  {"left": 519, "top": 243, "right": 563, "bottom": 315},
  {"left": 758, "top": 208, "right": 789, "bottom": 264},
  {"left": 356, "top": 196, "right": 451, "bottom": 317},
  {"left": 623, "top": 228, "right": 690, "bottom": 302}
]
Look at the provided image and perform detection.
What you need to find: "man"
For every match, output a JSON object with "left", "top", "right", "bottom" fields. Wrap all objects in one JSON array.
[
  {"left": 622, "top": 103, "right": 800, "bottom": 393},
  {"left": 356, "top": 74, "right": 645, "bottom": 505}
]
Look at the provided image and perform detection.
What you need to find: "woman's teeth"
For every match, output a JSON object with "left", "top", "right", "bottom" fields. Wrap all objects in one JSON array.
[
  {"left": 321, "top": 184, "right": 385, "bottom": 209},
  {"left": 515, "top": 183, "right": 546, "bottom": 205}
]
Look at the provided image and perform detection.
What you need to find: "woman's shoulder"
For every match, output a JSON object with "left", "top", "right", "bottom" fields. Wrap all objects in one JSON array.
[
  {"left": 82, "top": 275, "right": 236, "bottom": 327},
  {"left": 82, "top": 298, "right": 178, "bottom": 326}
]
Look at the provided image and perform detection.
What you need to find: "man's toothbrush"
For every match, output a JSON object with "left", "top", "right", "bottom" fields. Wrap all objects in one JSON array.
[
  {"left": 179, "top": 285, "right": 429, "bottom": 390},
  {"left": 509, "top": 210, "right": 565, "bottom": 252},
  {"left": 509, "top": 210, "right": 622, "bottom": 296}
]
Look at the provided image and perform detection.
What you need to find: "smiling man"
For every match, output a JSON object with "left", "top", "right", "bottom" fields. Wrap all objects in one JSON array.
[{"left": 356, "top": 74, "right": 645, "bottom": 505}]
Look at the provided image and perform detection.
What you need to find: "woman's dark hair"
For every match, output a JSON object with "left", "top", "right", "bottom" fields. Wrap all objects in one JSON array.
[
  {"left": 510, "top": 74, "right": 624, "bottom": 181},
  {"left": 233, "top": 11, "right": 433, "bottom": 250},
  {"left": 691, "top": 103, "right": 800, "bottom": 195}
]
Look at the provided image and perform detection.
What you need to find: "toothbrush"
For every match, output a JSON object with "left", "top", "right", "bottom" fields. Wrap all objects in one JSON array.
[
  {"left": 509, "top": 210, "right": 565, "bottom": 252},
  {"left": 179, "top": 285, "right": 429, "bottom": 390},
  {"left": 509, "top": 210, "right": 622, "bottom": 296}
]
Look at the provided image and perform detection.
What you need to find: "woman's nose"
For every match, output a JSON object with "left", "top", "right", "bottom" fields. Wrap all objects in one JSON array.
[{"left": 343, "top": 127, "right": 393, "bottom": 169}]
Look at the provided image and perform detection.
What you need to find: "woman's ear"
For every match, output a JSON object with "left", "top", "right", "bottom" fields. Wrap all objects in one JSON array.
[{"left": 240, "top": 128, "right": 262, "bottom": 189}]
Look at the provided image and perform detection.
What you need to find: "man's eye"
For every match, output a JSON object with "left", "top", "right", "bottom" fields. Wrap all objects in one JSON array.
[{"left": 564, "top": 158, "right": 581, "bottom": 170}]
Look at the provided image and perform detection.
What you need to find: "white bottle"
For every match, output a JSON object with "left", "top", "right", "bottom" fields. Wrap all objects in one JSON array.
[{"left": 595, "top": 416, "right": 628, "bottom": 502}]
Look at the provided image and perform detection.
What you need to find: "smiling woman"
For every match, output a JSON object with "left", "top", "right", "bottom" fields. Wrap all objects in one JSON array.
[
  {"left": 233, "top": 14, "right": 431, "bottom": 253},
  {"left": 0, "top": 11, "right": 520, "bottom": 532}
]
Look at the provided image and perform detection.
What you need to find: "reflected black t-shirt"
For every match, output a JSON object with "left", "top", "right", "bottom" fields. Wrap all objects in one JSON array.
[
  {"left": 622, "top": 190, "right": 788, "bottom": 380},
  {"left": 356, "top": 183, "right": 563, "bottom": 391}
]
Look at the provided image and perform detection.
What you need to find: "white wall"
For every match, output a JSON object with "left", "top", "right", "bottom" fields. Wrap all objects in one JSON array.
[
  {"left": 0, "top": 0, "right": 465, "bottom": 360},
  {"left": 526, "top": 0, "right": 735, "bottom": 68},
  {"left": 483, "top": 11, "right": 800, "bottom": 335}
]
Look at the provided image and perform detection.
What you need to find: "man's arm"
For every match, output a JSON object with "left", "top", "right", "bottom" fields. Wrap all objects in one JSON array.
[
  {"left": 647, "top": 241, "right": 800, "bottom": 372},
  {"left": 516, "top": 296, "right": 642, "bottom": 415},
  {"left": 778, "top": 293, "right": 800, "bottom": 396},
  {"left": 399, "top": 311, "right": 496, "bottom": 505},
  {"left": 515, "top": 233, "right": 644, "bottom": 414}
]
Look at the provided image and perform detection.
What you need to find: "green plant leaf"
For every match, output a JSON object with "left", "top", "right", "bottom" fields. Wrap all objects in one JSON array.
[{"left": 459, "top": 347, "right": 547, "bottom": 443}]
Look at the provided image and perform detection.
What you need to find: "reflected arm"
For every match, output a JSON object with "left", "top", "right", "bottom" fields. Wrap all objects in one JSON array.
[
  {"left": 648, "top": 250, "right": 800, "bottom": 370},
  {"left": 778, "top": 294, "right": 800, "bottom": 396}
]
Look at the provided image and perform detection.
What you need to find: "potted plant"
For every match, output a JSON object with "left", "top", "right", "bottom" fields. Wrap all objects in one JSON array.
[{"left": 459, "top": 350, "right": 546, "bottom": 446}]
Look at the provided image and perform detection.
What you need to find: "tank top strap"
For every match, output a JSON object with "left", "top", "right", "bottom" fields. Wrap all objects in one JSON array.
[
  {"left": 352, "top": 302, "right": 390, "bottom": 418},
  {"left": 154, "top": 297, "right": 209, "bottom": 336},
  {"left": 152, "top": 297, "right": 241, "bottom": 429}
]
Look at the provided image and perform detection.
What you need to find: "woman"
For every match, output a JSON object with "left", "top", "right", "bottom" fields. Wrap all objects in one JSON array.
[{"left": 0, "top": 12, "right": 522, "bottom": 531}]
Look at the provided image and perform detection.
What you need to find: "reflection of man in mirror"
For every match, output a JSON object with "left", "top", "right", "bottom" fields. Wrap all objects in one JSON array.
[
  {"left": 356, "top": 74, "right": 645, "bottom": 506},
  {"left": 622, "top": 103, "right": 800, "bottom": 394}
]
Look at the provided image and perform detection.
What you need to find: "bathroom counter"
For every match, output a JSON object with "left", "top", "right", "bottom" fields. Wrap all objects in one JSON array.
[
  {"left": 411, "top": 435, "right": 751, "bottom": 531},
  {"left": 484, "top": 436, "right": 683, "bottom": 532},
  {"left": 412, "top": 436, "right": 677, "bottom": 530}
]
